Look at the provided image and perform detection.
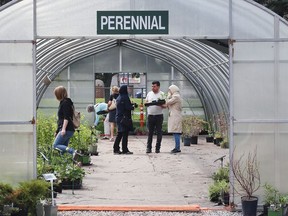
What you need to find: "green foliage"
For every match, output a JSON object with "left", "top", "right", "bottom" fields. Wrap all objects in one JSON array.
[
  {"left": 209, "top": 164, "right": 230, "bottom": 203},
  {"left": 37, "top": 112, "right": 57, "bottom": 159},
  {"left": 214, "top": 131, "right": 222, "bottom": 139},
  {"left": 212, "top": 164, "right": 229, "bottom": 183},
  {"left": 0, "top": 183, "right": 14, "bottom": 209},
  {"left": 209, "top": 182, "right": 221, "bottom": 202},
  {"left": 213, "top": 113, "right": 228, "bottom": 138},
  {"left": 220, "top": 137, "right": 229, "bottom": 149},
  {"left": 209, "top": 180, "right": 229, "bottom": 202},
  {"left": 36, "top": 112, "right": 94, "bottom": 183},
  {"left": 55, "top": 164, "right": 85, "bottom": 182},
  {"left": 264, "top": 183, "right": 279, "bottom": 205},
  {"left": 182, "top": 115, "right": 206, "bottom": 137},
  {"left": 204, "top": 119, "right": 214, "bottom": 136},
  {"left": 2, "top": 179, "right": 50, "bottom": 216},
  {"left": 263, "top": 183, "right": 288, "bottom": 210},
  {"left": 37, "top": 111, "right": 93, "bottom": 154},
  {"left": 69, "top": 128, "right": 93, "bottom": 153}
]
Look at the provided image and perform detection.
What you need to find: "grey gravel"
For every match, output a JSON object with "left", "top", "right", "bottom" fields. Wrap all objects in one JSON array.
[{"left": 58, "top": 210, "right": 243, "bottom": 216}]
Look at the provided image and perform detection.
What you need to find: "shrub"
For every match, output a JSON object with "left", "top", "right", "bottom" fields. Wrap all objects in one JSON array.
[{"left": 212, "top": 164, "right": 229, "bottom": 183}]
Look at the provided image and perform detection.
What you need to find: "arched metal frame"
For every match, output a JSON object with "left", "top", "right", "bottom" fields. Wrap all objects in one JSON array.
[{"left": 36, "top": 38, "right": 229, "bottom": 127}]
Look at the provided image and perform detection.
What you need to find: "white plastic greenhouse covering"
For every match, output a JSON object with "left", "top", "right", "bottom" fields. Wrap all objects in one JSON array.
[{"left": 0, "top": 0, "right": 288, "bottom": 206}]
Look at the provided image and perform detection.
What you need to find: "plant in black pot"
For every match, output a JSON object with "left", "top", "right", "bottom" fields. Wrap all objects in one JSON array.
[
  {"left": 182, "top": 115, "right": 206, "bottom": 145},
  {"left": 231, "top": 147, "right": 260, "bottom": 216},
  {"left": 56, "top": 165, "right": 86, "bottom": 189},
  {"left": 70, "top": 128, "right": 93, "bottom": 166},
  {"left": 263, "top": 183, "right": 288, "bottom": 216},
  {"left": 205, "top": 120, "right": 214, "bottom": 143},
  {"left": 220, "top": 136, "right": 229, "bottom": 149},
  {"left": 182, "top": 116, "right": 193, "bottom": 146},
  {"left": 209, "top": 164, "right": 230, "bottom": 205},
  {"left": 3, "top": 179, "right": 50, "bottom": 216},
  {"left": 214, "top": 131, "right": 223, "bottom": 146},
  {"left": 190, "top": 116, "right": 206, "bottom": 144}
]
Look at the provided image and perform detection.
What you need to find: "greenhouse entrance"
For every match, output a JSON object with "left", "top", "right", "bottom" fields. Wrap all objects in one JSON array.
[{"left": 1, "top": 0, "right": 288, "bottom": 209}]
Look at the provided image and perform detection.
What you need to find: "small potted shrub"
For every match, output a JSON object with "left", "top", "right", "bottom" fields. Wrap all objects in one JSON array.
[
  {"left": 263, "top": 183, "right": 288, "bottom": 216},
  {"left": 205, "top": 120, "right": 214, "bottom": 143},
  {"left": 56, "top": 165, "right": 86, "bottom": 189},
  {"left": 0, "top": 182, "right": 15, "bottom": 215},
  {"left": 182, "top": 116, "right": 193, "bottom": 146},
  {"left": 231, "top": 147, "right": 260, "bottom": 216},
  {"left": 220, "top": 137, "right": 229, "bottom": 149},
  {"left": 88, "top": 127, "right": 99, "bottom": 156},
  {"left": 209, "top": 164, "right": 230, "bottom": 204},
  {"left": 69, "top": 127, "right": 93, "bottom": 166},
  {"left": 190, "top": 116, "right": 206, "bottom": 144},
  {"left": 219, "top": 180, "right": 230, "bottom": 205},
  {"left": 214, "top": 131, "right": 223, "bottom": 146},
  {"left": 2, "top": 179, "right": 50, "bottom": 216},
  {"left": 182, "top": 115, "right": 206, "bottom": 145}
]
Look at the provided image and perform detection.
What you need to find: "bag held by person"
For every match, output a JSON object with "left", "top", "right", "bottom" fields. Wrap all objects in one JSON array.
[
  {"left": 108, "top": 99, "right": 116, "bottom": 111},
  {"left": 72, "top": 106, "right": 81, "bottom": 128}
]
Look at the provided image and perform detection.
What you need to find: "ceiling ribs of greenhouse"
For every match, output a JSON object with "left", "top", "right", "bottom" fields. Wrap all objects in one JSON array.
[{"left": 36, "top": 38, "right": 229, "bottom": 120}]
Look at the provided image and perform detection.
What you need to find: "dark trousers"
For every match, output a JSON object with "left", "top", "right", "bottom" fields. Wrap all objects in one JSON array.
[
  {"left": 147, "top": 114, "right": 163, "bottom": 150},
  {"left": 113, "top": 131, "right": 129, "bottom": 152}
]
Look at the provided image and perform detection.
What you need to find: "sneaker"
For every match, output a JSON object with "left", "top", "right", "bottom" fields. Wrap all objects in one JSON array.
[
  {"left": 109, "top": 137, "right": 114, "bottom": 142},
  {"left": 113, "top": 151, "right": 122, "bottom": 155},
  {"left": 102, "top": 136, "right": 109, "bottom": 140},
  {"left": 171, "top": 148, "right": 181, "bottom": 153},
  {"left": 146, "top": 148, "right": 152, "bottom": 153},
  {"left": 155, "top": 149, "right": 160, "bottom": 153},
  {"left": 123, "top": 151, "right": 133, "bottom": 154}
]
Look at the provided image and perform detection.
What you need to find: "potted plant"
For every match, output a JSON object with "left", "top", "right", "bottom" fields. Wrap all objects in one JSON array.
[
  {"left": 231, "top": 147, "right": 260, "bottom": 216},
  {"left": 190, "top": 116, "right": 206, "bottom": 144},
  {"left": 218, "top": 180, "right": 230, "bottom": 205},
  {"left": 1, "top": 179, "right": 51, "bottom": 216},
  {"left": 182, "top": 115, "right": 206, "bottom": 145},
  {"left": 214, "top": 131, "right": 223, "bottom": 146},
  {"left": 209, "top": 164, "right": 230, "bottom": 204},
  {"left": 70, "top": 128, "right": 92, "bottom": 166},
  {"left": 263, "top": 183, "right": 288, "bottom": 216},
  {"left": 213, "top": 112, "right": 228, "bottom": 145},
  {"left": 220, "top": 137, "right": 229, "bottom": 149},
  {"left": 0, "top": 182, "right": 15, "bottom": 215},
  {"left": 182, "top": 115, "right": 193, "bottom": 146},
  {"left": 206, "top": 124, "right": 214, "bottom": 143},
  {"left": 88, "top": 127, "right": 99, "bottom": 156},
  {"left": 56, "top": 165, "right": 85, "bottom": 189}
]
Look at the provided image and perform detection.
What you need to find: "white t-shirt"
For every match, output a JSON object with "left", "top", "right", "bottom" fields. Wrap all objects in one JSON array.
[{"left": 145, "top": 90, "right": 164, "bottom": 115}]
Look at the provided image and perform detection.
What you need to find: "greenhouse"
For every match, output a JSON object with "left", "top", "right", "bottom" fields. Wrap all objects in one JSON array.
[{"left": 0, "top": 0, "right": 288, "bottom": 206}]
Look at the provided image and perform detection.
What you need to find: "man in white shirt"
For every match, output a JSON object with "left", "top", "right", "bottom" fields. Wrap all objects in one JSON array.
[{"left": 144, "top": 81, "right": 164, "bottom": 153}]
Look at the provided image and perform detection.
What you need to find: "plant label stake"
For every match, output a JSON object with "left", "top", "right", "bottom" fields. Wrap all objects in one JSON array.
[{"left": 43, "top": 173, "right": 57, "bottom": 206}]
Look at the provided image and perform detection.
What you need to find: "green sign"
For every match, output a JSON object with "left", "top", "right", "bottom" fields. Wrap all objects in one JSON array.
[{"left": 97, "top": 11, "right": 169, "bottom": 34}]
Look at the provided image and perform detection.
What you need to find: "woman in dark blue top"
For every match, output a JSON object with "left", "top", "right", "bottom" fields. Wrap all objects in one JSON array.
[{"left": 113, "top": 85, "right": 134, "bottom": 154}]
